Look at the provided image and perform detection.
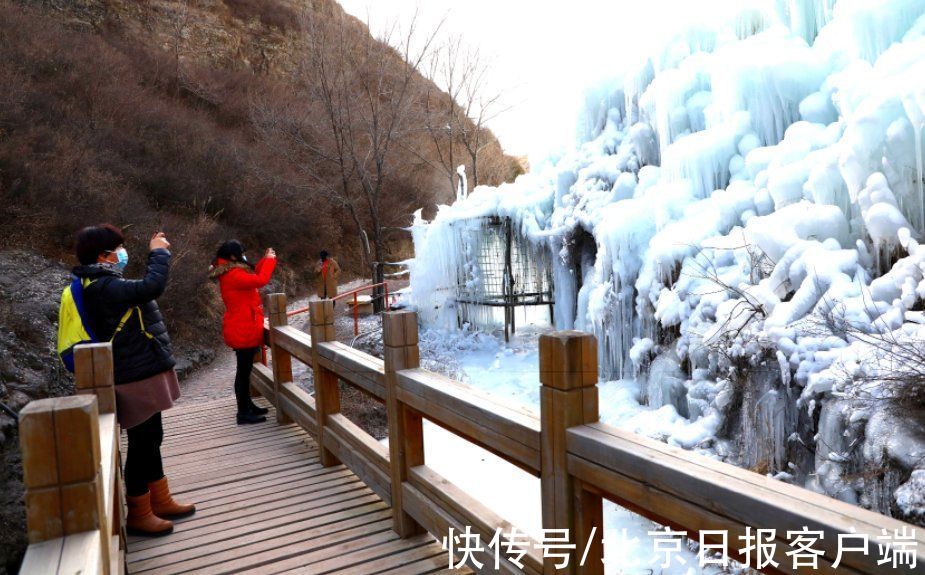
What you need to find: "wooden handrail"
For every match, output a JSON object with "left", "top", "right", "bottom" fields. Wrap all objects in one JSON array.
[
  {"left": 395, "top": 368, "right": 541, "bottom": 475},
  {"left": 285, "top": 281, "right": 388, "bottom": 316},
  {"left": 567, "top": 422, "right": 925, "bottom": 574},
  {"left": 19, "top": 343, "right": 125, "bottom": 575},
  {"left": 261, "top": 281, "right": 394, "bottom": 364},
  {"left": 284, "top": 281, "right": 392, "bottom": 313},
  {"left": 250, "top": 291, "right": 924, "bottom": 574}
]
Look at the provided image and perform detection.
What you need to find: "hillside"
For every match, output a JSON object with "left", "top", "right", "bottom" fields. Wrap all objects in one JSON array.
[
  {"left": 0, "top": 0, "right": 518, "bottom": 570},
  {"left": 1, "top": 0, "right": 518, "bottom": 290}
]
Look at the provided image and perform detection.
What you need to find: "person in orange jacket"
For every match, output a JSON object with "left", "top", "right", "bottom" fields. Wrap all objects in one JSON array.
[
  {"left": 315, "top": 250, "right": 340, "bottom": 300},
  {"left": 209, "top": 240, "right": 277, "bottom": 424}
]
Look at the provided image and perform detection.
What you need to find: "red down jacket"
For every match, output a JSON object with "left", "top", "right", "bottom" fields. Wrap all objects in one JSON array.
[{"left": 209, "top": 257, "right": 277, "bottom": 349}]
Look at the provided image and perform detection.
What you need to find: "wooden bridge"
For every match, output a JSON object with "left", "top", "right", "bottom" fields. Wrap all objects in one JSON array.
[{"left": 16, "top": 294, "right": 925, "bottom": 574}]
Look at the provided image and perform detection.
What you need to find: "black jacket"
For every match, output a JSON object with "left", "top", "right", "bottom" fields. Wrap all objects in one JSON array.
[{"left": 72, "top": 249, "right": 176, "bottom": 384}]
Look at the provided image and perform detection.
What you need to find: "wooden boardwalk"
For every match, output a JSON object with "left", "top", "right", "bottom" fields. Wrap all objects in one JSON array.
[
  {"left": 124, "top": 396, "right": 461, "bottom": 575},
  {"left": 20, "top": 302, "right": 925, "bottom": 575}
]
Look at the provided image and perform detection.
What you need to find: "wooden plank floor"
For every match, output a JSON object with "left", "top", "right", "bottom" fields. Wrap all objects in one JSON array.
[{"left": 125, "top": 396, "right": 467, "bottom": 575}]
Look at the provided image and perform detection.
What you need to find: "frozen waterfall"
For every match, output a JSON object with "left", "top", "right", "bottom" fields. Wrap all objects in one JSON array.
[{"left": 410, "top": 0, "right": 925, "bottom": 525}]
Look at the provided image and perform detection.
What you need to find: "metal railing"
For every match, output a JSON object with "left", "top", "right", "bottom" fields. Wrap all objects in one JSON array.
[{"left": 285, "top": 281, "right": 394, "bottom": 336}]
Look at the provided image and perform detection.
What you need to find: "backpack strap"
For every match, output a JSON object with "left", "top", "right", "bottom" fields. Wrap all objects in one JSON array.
[
  {"left": 71, "top": 276, "right": 97, "bottom": 342},
  {"left": 110, "top": 307, "right": 155, "bottom": 342},
  {"left": 135, "top": 307, "right": 155, "bottom": 340},
  {"left": 110, "top": 308, "right": 134, "bottom": 342}
]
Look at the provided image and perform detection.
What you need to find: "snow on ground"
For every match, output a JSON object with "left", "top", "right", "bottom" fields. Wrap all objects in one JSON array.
[{"left": 415, "top": 325, "right": 728, "bottom": 574}]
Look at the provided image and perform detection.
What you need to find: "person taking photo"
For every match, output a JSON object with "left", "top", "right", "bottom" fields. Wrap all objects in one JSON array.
[
  {"left": 71, "top": 225, "right": 194, "bottom": 537},
  {"left": 209, "top": 240, "right": 277, "bottom": 424}
]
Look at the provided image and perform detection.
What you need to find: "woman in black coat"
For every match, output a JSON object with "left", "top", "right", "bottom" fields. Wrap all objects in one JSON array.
[{"left": 72, "top": 224, "right": 195, "bottom": 536}]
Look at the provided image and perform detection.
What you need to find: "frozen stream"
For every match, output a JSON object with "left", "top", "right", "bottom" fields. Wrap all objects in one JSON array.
[{"left": 414, "top": 325, "right": 726, "bottom": 574}]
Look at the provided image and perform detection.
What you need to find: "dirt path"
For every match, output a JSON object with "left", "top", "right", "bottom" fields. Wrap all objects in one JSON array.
[{"left": 174, "top": 294, "right": 312, "bottom": 406}]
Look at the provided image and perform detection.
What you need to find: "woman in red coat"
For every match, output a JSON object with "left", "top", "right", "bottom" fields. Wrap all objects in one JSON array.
[{"left": 209, "top": 240, "right": 277, "bottom": 424}]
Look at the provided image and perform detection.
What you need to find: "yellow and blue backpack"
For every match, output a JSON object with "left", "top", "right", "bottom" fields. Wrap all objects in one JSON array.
[{"left": 57, "top": 277, "right": 146, "bottom": 372}]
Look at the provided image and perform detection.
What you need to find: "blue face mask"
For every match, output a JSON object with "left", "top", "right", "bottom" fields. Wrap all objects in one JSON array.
[{"left": 114, "top": 248, "right": 129, "bottom": 271}]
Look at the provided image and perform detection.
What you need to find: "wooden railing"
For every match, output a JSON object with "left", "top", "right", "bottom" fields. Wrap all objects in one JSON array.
[
  {"left": 258, "top": 281, "right": 395, "bottom": 364},
  {"left": 17, "top": 293, "right": 924, "bottom": 574},
  {"left": 19, "top": 343, "right": 125, "bottom": 575},
  {"left": 255, "top": 292, "right": 925, "bottom": 575},
  {"left": 284, "top": 280, "right": 395, "bottom": 337}
]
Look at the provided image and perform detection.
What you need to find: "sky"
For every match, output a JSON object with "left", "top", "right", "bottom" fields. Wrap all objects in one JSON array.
[{"left": 337, "top": 0, "right": 740, "bottom": 162}]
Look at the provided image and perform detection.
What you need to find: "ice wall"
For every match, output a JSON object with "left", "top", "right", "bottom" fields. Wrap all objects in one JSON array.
[{"left": 410, "top": 0, "right": 925, "bottom": 523}]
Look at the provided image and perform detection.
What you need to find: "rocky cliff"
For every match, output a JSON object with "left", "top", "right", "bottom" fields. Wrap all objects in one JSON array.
[{"left": 0, "top": 251, "right": 72, "bottom": 572}]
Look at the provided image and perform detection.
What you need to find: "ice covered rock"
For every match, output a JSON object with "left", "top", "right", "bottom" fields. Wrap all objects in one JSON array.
[
  {"left": 896, "top": 469, "right": 925, "bottom": 523},
  {"left": 858, "top": 172, "right": 913, "bottom": 247},
  {"left": 646, "top": 348, "right": 689, "bottom": 418},
  {"left": 744, "top": 201, "right": 850, "bottom": 261}
]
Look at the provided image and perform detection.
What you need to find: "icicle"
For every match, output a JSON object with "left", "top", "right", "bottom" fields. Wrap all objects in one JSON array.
[
  {"left": 456, "top": 165, "right": 468, "bottom": 202},
  {"left": 785, "top": 0, "right": 836, "bottom": 45},
  {"left": 901, "top": 93, "right": 925, "bottom": 236}
]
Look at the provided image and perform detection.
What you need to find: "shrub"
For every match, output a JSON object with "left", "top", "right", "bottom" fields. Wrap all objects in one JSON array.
[
  {"left": 223, "top": 0, "right": 299, "bottom": 31},
  {"left": 0, "top": 2, "right": 318, "bottom": 344}
]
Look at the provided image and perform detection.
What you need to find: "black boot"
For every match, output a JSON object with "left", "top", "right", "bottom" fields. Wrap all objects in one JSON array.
[
  {"left": 233, "top": 348, "right": 265, "bottom": 424},
  {"left": 247, "top": 401, "right": 269, "bottom": 415},
  {"left": 237, "top": 410, "right": 266, "bottom": 425}
]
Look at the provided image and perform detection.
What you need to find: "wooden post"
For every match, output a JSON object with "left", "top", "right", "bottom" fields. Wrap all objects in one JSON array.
[
  {"left": 267, "top": 293, "right": 293, "bottom": 425},
  {"left": 353, "top": 292, "right": 359, "bottom": 337},
  {"left": 19, "top": 395, "right": 111, "bottom": 574},
  {"left": 309, "top": 299, "right": 340, "bottom": 467},
  {"left": 539, "top": 331, "right": 604, "bottom": 575},
  {"left": 74, "top": 343, "right": 124, "bottom": 545},
  {"left": 383, "top": 310, "right": 424, "bottom": 537},
  {"left": 74, "top": 343, "right": 116, "bottom": 414}
]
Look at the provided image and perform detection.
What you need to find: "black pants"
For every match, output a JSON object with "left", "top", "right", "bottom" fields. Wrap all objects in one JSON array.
[
  {"left": 234, "top": 347, "right": 259, "bottom": 414},
  {"left": 125, "top": 412, "right": 165, "bottom": 497}
]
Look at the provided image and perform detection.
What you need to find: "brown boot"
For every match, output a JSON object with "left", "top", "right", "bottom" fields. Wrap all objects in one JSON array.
[
  {"left": 148, "top": 476, "right": 196, "bottom": 519},
  {"left": 126, "top": 491, "right": 173, "bottom": 537}
]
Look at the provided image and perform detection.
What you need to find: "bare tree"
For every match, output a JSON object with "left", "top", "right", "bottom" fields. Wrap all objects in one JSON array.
[
  {"left": 456, "top": 45, "right": 508, "bottom": 190},
  {"left": 693, "top": 238, "right": 925, "bottom": 410},
  {"left": 170, "top": 0, "right": 191, "bottom": 100},
  {"left": 420, "top": 35, "right": 469, "bottom": 197},
  {"left": 422, "top": 34, "right": 510, "bottom": 194},
  {"left": 252, "top": 7, "right": 442, "bottom": 310}
]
